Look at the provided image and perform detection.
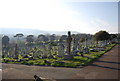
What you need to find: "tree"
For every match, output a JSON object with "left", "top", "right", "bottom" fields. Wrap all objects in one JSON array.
[
  {"left": 117, "top": 33, "right": 120, "bottom": 39},
  {"left": 71, "top": 34, "right": 76, "bottom": 38},
  {"left": 37, "top": 34, "right": 49, "bottom": 42},
  {"left": 2, "top": 35, "right": 10, "bottom": 47},
  {"left": 93, "top": 31, "right": 110, "bottom": 41},
  {"left": 79, "top": 37, "right": 85, "bottom": 42},
  {"left": 109, "top": 34, "right": 118, "bottom": 43},
  {"left": 14, "top": 33, "right": 24, "bottom": 38},
  {"left": 50, "top": 34, "right": 56, "bottom": 42},
  {"left": 14, "top": 33, "right": 24, "bottom": 44},
  {"left": 26, "top": 35, "right": 34, "bottom": 45},
  {"left": 110, "top": 34, "right": 117, "bottom": 40},
  {"left": 59, "top": 35, "right": 67, "bottom": 42}
]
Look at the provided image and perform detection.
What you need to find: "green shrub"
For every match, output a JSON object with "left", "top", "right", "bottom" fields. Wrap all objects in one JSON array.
[
  {"left": 51, "top": 62, "right": 64, "bottom": 67},
  {"left": 27, "top": 60, "right": 34, "bottom": 65},
  {"left": 21, "top": 61, "right": 28, "bottom": 65}
]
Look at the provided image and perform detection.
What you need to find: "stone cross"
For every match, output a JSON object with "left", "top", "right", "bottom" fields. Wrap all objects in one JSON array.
[
  {"left": 63, "top": 31, "right": 73, "bottom": 60},
  {"left": 67, "top": 31, "right": 72, "bottom": 55}
]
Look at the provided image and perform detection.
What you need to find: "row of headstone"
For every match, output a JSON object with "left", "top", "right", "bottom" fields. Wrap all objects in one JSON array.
[
  {"left": 2, "top": 41, "right": 90, "bottom": 59},
  {"left": 2, "top": 31, "right": 112, "bottom": 60}
]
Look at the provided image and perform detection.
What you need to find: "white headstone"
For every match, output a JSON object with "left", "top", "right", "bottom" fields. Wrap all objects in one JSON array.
[{"left": 58, "top": 43, "right": 65, "bottom": 57}]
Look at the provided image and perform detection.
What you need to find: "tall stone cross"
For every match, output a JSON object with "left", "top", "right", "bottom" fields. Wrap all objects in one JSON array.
[{"left": 67, "top": 31, "right": 72, "bottom": 55}]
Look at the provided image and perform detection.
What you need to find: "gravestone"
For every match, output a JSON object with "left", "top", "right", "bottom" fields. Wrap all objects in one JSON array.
[
  {"left": 84, "top": 38, "right": 88, "bottom": 48},
  {"left": 33, "top": 51, "right": 37, "bottom": 58},
  {"left": 10, "top": 48, "right": 15, "bottom": 58},
  {"left": 2, "top": 47, "right": 9, "bottom": 58},
  {"left": 21, "top": 47, "right": 28, "bottom": 57},
  {"left": 72, "top": 38, "right": 78, "bottom": 51},
  {"left": 37, "top": 50, "right": 42, "bottom": 57},
  {"left": 47, "top": 45, "right": 53, "bottom": 59},
  {"left": 78, "top": 43, "right": 83, "bottom": 53},
  {"left": 71, "top": 50, "right": 79, "bottom": 56},
  {"left": 97, "top": 41, "right": 103, "bottom": 47},
  {"left": 41, "top": 45, "right": 47, "bottom": 58},
  {"left": 13, "top": 44, "right": 18, "bottom": 59},
  {"left": 101, "top": 41, "right": 106, "bottom": 47},
  {"left": 52, "top": 46, "right": 57, "bottom": 56},
  {"left": 83, "top": 47, "right": 89, "bottom": 54},
  {"left": 7, "top": 49, "right": 11, "bottom": 58},
  {"left": 58, "top": 43, "right": 65, "bottom": 57},
  {"left": 87, "top": 39, "right": 93, "bottom": 47},
  {"left": 2, "top": 51, "right": 6, "bottom": 58},
  {"left": 88, "top": 40, "right": 93, "bottom": 47},
  {"left": 32, "top": 47, "right": 38, "bottom": 58},
  {"left": 71, "top": 37, "right": 79, "bottom": 56},
  {"left": 83, "top": 38, "right": 89, "bottom": 54}
]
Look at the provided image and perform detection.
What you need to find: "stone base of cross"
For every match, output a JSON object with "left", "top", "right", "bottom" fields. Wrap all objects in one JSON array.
[{"left": 63, "top": 55, "right": 73, "bottom": 60}]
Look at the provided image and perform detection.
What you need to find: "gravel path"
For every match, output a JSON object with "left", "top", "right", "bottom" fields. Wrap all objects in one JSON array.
[{"left": 2, "top": 44, "right": 120, "bottom": 79}]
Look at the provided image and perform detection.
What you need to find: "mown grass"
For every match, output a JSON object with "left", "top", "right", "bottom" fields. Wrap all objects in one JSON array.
[{"left": 2, "top": 44, "right": 116, "bottom": 68}]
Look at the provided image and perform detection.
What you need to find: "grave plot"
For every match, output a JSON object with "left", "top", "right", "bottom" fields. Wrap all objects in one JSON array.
[{"left": 2, "top": 31, "right": 116, "bottom": 68}]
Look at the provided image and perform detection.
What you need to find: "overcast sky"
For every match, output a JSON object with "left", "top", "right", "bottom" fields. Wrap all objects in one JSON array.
[{"left": 0, "top": 0, "right": 119, "bottom": 34}]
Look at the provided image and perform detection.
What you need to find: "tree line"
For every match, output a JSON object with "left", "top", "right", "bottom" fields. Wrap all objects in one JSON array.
[{"left": 2, "top": 30, "right": 119, "bottom": 47}]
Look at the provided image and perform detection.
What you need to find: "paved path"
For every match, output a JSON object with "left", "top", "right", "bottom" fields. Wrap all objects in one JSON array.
[{"left": 2, "top": 44, "right": 120, "bottom": 79}]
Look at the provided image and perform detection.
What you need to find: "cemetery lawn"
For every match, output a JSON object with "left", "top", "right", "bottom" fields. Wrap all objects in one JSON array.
[{"left": 2, "top": 44, "right": 116, "bottom": 68}]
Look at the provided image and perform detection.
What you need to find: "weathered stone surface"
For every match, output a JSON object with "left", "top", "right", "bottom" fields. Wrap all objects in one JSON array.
[
  {"left": 63, "top": 55, "right": 73, "bottom": 60},
  {"left": 71, "top": 50, "right": 79, "bottom": 56},
  {"left": 64, "top": 31, "right": 73, "bottom": 60},
  {"left": 58, "top": 43, "right": 65, "bottom": 57},
  {"left": 83, "top": 47, "right": 89, "bottom": 54}
]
